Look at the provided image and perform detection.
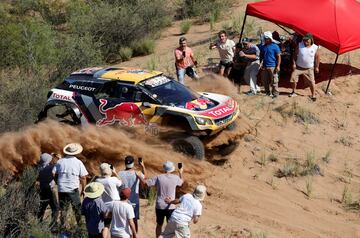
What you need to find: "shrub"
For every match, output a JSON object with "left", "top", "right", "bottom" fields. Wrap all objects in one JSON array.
[
  {"left": 131, "top": 38, "right": 155, "bottom": 56},
  {"left": 0, "top": 167, "right": 39, "bottom": 237},
  {"left": 301, "top": 151, "right": 321, "bottom": 176},
  {"left": 179, "top": 0, "right": 232, "bottom": 22},
  {"left": 275, "top": 158, "right": 300, "bottom": 177},
  {"left": 180, "top": 20, "right": 192, "bottom": 34},
  {"left": 119, "top": 47, "right": 133, "bottom": 62},
  {"left": 0, "top": 70, "right": 51, "bottom": 132}
]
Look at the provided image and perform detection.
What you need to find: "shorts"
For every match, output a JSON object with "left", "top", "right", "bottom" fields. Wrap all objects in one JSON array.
[
  {"left": 156, "top": 208, "right": 174, "bottom": 225},
  {"left": 219, "top": 61, "right": 233, "bottom": 70},
  {"left": 290, "top": 67, "right": 315, "bottom": 84}
]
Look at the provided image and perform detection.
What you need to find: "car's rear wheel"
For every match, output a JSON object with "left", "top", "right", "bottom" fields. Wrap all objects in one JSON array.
[{"left": 172, "top": 136, "right": 205, "bottom": 160}]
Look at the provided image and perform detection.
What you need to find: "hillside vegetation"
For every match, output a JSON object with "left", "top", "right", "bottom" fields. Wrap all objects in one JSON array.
[{"left": 0, "top": 0, "right": 231, "bottom": 132}]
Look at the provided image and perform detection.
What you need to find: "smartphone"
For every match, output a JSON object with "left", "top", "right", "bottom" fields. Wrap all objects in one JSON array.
[
  {"left": 110, "top": 164, "right": 113, "bottom": 170},
  {"left": 138, "top": 157, "right": 143, "bottom": 165},
  {"left": 182, "top": 51, "right": 186, "bottom": 57},
  {"left": 178, "top": 162, "right": 183, "bottom": 169}
]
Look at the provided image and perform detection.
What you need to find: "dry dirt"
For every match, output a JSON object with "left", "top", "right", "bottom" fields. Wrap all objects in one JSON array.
[{"left": 1, "top": 1, "right": 359, "bottom": 237}]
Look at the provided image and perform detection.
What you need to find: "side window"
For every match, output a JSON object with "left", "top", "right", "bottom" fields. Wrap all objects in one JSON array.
[
  {"left": 116, "top": 84, "right": 135, "bottom": 102},
  {"left": 94, "top": 82, "right": 117, "bottom": 99}
]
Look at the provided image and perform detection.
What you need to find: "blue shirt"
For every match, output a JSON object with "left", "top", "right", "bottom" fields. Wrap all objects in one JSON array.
[
  {"left": 119, "top": 170, "right": 144, "bottom": 205},
  {"left": 260, "top": 43, "right": 281, "bottom": 67},
  {"left": 81, "top": 197, "right": 107, "bottom": 235}
]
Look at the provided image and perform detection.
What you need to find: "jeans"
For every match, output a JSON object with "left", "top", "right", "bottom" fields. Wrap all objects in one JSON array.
[{"left": 176, "top": 67, "right": 199, "bottom": 84}]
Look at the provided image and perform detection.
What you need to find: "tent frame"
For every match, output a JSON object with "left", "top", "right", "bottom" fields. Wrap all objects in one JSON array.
[{"left": 239, "top": 13, "right": 338, "bottom": 94}]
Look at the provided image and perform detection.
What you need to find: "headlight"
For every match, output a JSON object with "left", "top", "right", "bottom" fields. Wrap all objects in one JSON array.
[{"left": 195, "top": 116, "right": 213, "bottom": 125}]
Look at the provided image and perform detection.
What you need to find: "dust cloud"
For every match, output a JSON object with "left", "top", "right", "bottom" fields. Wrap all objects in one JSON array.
[{"left": 0, "top": 120, "right": 209, "bottom": 188}]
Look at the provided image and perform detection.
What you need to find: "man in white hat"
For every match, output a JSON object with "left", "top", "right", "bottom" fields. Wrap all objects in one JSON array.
[
  {"left": 259, "top": 31, "right": 281, "bottom": 98},
  {"left": 81, "top": 182, "right": 108, "bottom": 238},
  {"left": 52, "top": 143, "right": 88, "bottom": 225},
  {"left": 161, "top": 185, "right": 207, "bottom": 238},
  {"left": 95, "top": 163, "right": 123, "bottom": 204},
  {"left": 140, "top": 161, "right": 183, "bottom": 238}
]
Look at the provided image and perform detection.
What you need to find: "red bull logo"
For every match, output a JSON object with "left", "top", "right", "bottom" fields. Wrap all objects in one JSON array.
[
  {"left": 185, "top": 98, "right": 210, "bottom": 110},
  {"left": 96, "top": 99, "right": 148, "bottom": 127}
]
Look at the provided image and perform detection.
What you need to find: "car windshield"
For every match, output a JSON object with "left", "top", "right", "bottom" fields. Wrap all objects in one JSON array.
[{"left": 142, "top": 76, "right": 199, "bottom": 106}]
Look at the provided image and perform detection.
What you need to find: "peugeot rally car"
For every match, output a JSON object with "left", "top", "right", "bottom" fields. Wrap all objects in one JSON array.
[{"left": 38, "top": 67, "right": 240, "bottom": 159}]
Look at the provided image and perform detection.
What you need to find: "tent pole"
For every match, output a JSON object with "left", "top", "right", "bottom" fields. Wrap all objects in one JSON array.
[
  {"left": 276, "top": 24, "right": 292, "bottom": 34},
  {"left": 325, "top": 54, "right": 339, "bottom": 94},
  {"left": 239, "top": 14, "right": 247, "bottom": 43}
]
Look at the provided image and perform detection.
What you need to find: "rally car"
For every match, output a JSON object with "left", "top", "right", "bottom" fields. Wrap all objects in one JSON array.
[{"left": 38, "top": 67, "right": 240, "bottom": 160}]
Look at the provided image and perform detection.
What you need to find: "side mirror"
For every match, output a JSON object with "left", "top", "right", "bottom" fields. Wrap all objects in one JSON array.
[{"left": 142, "top": 102, "right": 151, "bottom": 108}]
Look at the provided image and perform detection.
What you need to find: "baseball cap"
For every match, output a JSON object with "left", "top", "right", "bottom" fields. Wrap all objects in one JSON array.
[
  {"left": 39, "top": 153, "right": 52, "bottom": 165},
  {"left": 302, "top": 33, "right": 313, "bottom": 41},
  {"left": 125, "top": 155, "right": 134, "bottom": 168},
  {"left": 163, "top": 161, "right": 175, "bottom": 173},
  {"left": 120, "top": 187, "right": 131, "bottom": 200}
]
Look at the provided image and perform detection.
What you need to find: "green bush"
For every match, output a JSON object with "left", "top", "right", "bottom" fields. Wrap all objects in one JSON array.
[
  {"left": 131, "top": 38, "right": 155, "bottom": 56},
  {"left": 179, "top": 0, "right": 232, "bottom": 22},
  {"left": 180, "top": 20, "right": 192, "bottom": 34},
  {"left": 119, "top": 47, "right": 133, "bottom": 62}
]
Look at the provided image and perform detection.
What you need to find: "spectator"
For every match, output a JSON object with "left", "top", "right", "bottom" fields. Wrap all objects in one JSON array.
[
  {"left": 228, "top": 43, "right": 247, "bottom": 91},
  {"left": 141, "top": 161, "right": 183, "bottom": 238},
  {"left": 289, "top": 33, "right": 320, "bottom": 101},
  {"left": 210, "top": 30, "right": 236, "bottom": 77},
  {"left": 239, "top": 38, "right": 261, "bottom": 96},
  {"left": 37, "top": 153, "right": 59, "bottom": 225},
  {"left": 161, "top": 185, "right": 207, "bottom": 238},
  {"left": 52, "top": 143, "right": 88, "bottom": 225},
  {"left": 119, "top": 156, "right": 146, "bottom": 232},
  {"left": 174, "top": 37, "right": 199, "bottom": 85},
  {"left": 105, "top": 188, "right": 138, "bottom": 238},
  {"left": 95, "top": 163, "right": 122, "bottom": 204},
  {"left": 259, "top": 31, "right": 281, "bottom": 98},
  {"left": 81, "top": 182, "right": 108, "bottom": 238}
]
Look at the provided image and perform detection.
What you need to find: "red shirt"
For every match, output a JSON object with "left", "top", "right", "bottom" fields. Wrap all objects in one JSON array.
[{"left": 174, "top": 47, "right": 194, "bottom": 69}]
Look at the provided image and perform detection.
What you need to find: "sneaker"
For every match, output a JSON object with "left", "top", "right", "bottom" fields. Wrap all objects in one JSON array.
[
  {"left": 288, "top": 92, "right": 297, "bottom": 97},
  {"left": 266, "top": 92, "right": 273, "bottom": 97},
  {"left": 246, "top": 92, "right": 256, "bottom": 96},
  {"left": 310, "top": 96, "right": 317, "bottom": 102},
  {"left": 272, "top": 94, "right": 278, "bottom": 99}
]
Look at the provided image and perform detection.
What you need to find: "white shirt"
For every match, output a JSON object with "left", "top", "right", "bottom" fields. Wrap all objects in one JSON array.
[
  {"left": 170, "top": 193, "right": 202, "bottom": 225},
  {"left": 296, "top": 42, "right": 319, "bottom": 68},
  {"left": 216, "top": 39, "right": 235, "bottom": 63},
  {"left": 95, "top": 176, "right": 122, "bottom": 203},
  {"left": 108, "top": 200, "right": 135, "bottom": 238},
  {"left": 52, "top": 156, "right": 88, "bottom": 193}
]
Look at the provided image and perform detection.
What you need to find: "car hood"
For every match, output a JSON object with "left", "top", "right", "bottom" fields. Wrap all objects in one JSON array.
[{"left": 169, "top": 92, "right": 237, "bottom": 119}]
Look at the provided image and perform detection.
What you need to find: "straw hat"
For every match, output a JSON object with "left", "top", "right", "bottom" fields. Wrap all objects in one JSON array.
[
  {"left": 84, "top": 182, "right": 104, "bottom": 199},
  {"left": 63, "top": 143, "right": 83, "bottom": 155}
]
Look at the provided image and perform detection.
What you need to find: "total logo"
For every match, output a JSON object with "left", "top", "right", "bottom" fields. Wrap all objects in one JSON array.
[
  {"left": 207, "top": 106, "right": 233, "bottom": 117},
  {"left": 51, "top": 92, "right": 72, "bottom": 101}
]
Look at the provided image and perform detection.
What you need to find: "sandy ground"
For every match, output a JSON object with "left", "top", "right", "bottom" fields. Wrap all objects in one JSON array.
[
  {"left": 0, "top": 1, "right": 359, "bottom": 237},
  {"left": 121, "top": 1, "right": 360, "bottom": 237}
]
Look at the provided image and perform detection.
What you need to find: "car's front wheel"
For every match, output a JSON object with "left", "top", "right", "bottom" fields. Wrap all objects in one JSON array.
[{"left": 172, "top": 136, "right": 205, "bottom": 160}]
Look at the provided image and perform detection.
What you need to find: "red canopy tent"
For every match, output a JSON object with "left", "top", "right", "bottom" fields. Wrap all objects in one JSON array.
[{"left": 240, "top": 0, "right": 360, "bottom": 93}]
